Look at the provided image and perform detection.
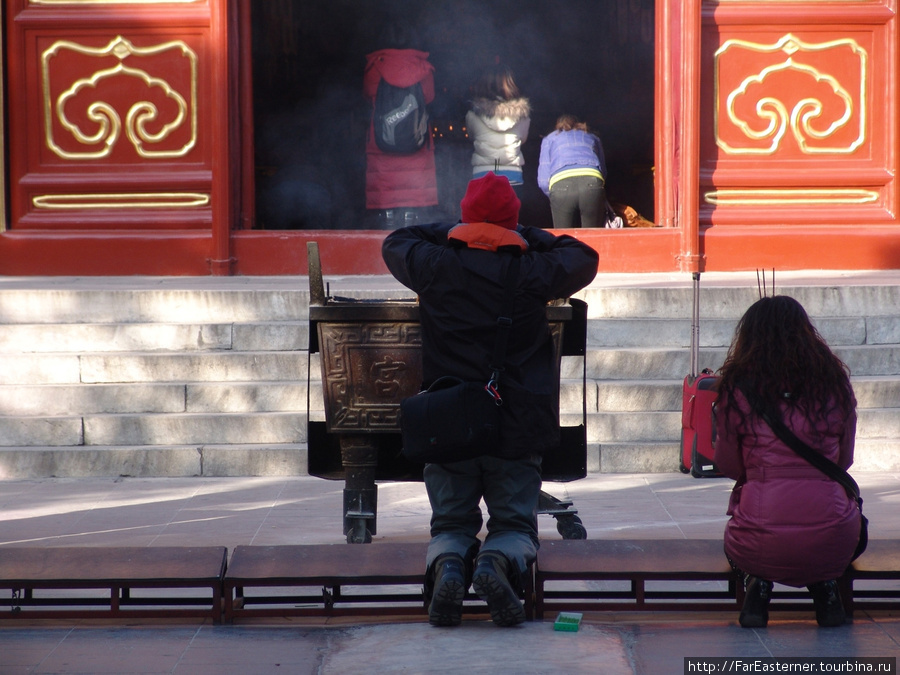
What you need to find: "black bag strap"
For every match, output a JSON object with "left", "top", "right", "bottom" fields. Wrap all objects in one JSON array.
[
  {"left": 486, "top": 255, "right": 521, "bottom": 400},
  {"left": 740, "top": 386, "right": 861, "bottom": 502}
]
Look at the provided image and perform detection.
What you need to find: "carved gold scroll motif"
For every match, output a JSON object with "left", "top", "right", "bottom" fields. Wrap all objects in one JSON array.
[
  {"left": 715, "top": 33, "right": 867, "bottom": 157},
  {"left": 42, "top": 35, "right": 198, "bottom": 160}
]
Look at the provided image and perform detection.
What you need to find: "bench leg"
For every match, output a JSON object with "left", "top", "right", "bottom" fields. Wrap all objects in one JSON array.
[
  {"left": 523, "top": 563, "right": 534, "bottom": 621},
  {"left": 223, "top": 584, "right": 235, "bottom": 624},
  {"left": 838, "top": 573, "right": 853, "bottom": 617},
  {"left": 534, "top": 575, "right": 545, "bottom": 621}
]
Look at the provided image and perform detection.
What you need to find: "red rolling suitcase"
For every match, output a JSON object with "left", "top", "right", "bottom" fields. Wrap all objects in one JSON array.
[{"left": 679, "top": 273, "right": 723, "bottom": 478}]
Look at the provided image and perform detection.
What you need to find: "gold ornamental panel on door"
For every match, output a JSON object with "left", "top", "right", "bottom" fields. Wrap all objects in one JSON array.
[
  {"left": 714, "top": 32, "right": 869, "bottom": 159},
  {"left": 40, "top": 34, "right": 199, "bottom": 163}
]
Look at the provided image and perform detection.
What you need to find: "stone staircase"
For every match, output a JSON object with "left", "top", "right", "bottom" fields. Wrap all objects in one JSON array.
[
  {"left": 0, "top": 273, "right": 897, "bottom": 478},
  {"left": 575, "top": 278, "right": 900, "bottom": 473}
]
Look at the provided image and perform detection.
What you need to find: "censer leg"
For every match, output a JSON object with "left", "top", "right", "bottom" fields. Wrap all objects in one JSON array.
[{"left": 339, "top": 435, "right": 378, "bottom": 544}]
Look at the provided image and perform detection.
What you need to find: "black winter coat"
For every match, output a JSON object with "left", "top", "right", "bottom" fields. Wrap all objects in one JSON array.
[{"left": 382, "top": 222, "right": 598, "bottom": 458}]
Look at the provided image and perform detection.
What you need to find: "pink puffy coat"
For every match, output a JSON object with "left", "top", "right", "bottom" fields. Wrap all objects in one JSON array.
[
  {"left": 714, "top": 390, "right": 860, "bottom": 587},
  {"left": 363, "top": 48, "right": 438, "bottom": 210}
]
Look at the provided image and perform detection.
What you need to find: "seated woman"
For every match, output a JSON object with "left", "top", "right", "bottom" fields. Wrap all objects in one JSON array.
[
  {"left": 714, "top": 295, "right": 861, "bottom": 628},
  {"left": 537, "top": 115, "right": 607, "bottom": 228}
]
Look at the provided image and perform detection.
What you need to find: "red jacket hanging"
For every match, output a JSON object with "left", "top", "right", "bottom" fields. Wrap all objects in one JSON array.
[{"left": 363, "top": 48, "right": 439, "bottom": 210}]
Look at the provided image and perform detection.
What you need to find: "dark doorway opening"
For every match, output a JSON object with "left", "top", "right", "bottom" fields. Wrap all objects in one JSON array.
[{"left": 249, "top": 0, "right": 655, "bottom": 230}]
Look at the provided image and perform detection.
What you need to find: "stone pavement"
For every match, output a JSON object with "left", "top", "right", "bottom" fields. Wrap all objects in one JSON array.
[{"left": 0, "top": 472, "right": 898, "bottom": 674}]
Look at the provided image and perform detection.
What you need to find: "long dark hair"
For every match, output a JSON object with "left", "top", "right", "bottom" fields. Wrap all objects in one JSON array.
[
  {"left": 471, "top": 64, "right": 521, "bottom": 101},
  {"left": 717, "top": 295, "right": 855, "bottom": 428}
]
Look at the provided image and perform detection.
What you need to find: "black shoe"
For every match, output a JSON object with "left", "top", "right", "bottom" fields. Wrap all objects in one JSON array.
[
  {"left": 472, "top": 551, "right": 525, "bottom": 627},
  {"left": 808, "top": 580, "right": 846, "bottom": 627},
  {"left": 739, "top": 576, "right": 772, "bottom": 628},
  {"left": 428, "top": 554, "right": 466, "bottom": 627}
]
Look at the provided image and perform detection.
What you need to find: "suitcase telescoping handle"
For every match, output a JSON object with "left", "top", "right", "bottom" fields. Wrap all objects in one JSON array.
[{"left": 690, "top": 272, "right": 700, "bottom": 379}]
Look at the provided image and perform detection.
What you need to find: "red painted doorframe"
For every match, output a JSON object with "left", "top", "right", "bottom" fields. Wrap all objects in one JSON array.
[
  {"left": 0, "top": 0, "right": 233, "bottom": 276},
  {"left": 226, "top": 0, "right": 900, "bottom": 276},
  {"left": 0, "top": 0, "right": 896, "bottom": 276},
  {"left": 677, "top": 0, "right": 703, "bottom": 274},
  {"left": 228, "top": 0, "right": 684, "bottom": 276}
]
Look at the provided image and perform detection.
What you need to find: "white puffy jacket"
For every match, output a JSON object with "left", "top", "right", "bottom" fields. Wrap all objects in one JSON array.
[{"left": 466, "top": 97, "right": 531, "bottom": 177}]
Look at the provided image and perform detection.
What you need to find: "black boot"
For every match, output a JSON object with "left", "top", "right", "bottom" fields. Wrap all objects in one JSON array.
[
  {"left": 808, "top": 580, "right": 846, "bottom": 627},
  {"left": 427, "top": 554, "right": 467, "bottom": 627},
  {"left": 739, "top": 575, "right": 772, "bottom": 628},
  {"left": 472, "top": 551, "right": 525, "bottom": 627}
]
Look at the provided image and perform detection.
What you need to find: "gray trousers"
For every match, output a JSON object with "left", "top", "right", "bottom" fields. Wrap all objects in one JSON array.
[
  {"left": 423, "top": 454, "right": 541, "bottom": 579},
  {"left": 549, "top": 175, "right": 606, "bottom": 228}
]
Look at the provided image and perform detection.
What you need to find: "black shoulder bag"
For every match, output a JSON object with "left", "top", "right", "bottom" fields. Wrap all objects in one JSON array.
[
  {"left": 742, "top": 387, "right": 868, "bottom": 561},
  {"left": 400, "top": 255, "right": 521, "bottom": 464}
]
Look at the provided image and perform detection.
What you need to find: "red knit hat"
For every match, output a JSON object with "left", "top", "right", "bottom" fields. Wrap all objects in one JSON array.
[{"left": 460, "top": 172, "right": 520, "bottom": 230}]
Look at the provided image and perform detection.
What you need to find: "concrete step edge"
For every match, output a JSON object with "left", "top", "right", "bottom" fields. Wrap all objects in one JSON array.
[{"left": 0, "top": 444, "right": 309, "bottom": 479}]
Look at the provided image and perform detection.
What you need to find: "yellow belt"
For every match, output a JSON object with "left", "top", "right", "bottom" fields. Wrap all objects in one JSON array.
[{"left": 549, "top": 167, "right": 604, "bottom": 191}]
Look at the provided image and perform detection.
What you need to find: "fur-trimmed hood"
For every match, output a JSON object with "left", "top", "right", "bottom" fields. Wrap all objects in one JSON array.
[{"left": 469, "top": 97, "right": 531, "bottom": 121}]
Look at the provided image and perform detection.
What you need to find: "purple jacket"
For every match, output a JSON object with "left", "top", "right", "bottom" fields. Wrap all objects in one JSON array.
[
  {"left": 537, "top": 129, "right": 606, "bottom": 195},
  {"left": 714, "top": 389, "right": 860, "bottom": 587}
]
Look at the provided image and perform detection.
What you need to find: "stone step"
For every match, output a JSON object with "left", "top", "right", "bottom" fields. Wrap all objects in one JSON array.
[
  {"left": 595, "top": 442, "right": 682, "bottom": 473},
  {"left": 4, "top": 402, "right": 890, "bottom": 451},
  {"left": 0, "top": 284, "right": 412, "bottom": 325},
  {"left": 2, "top": 314, "right": 893, "bottom": 353},
  {"left": 2, "top": 279, "right": 898, "bottom": 322},
  {"left": 0, "top": 322, "right": 310, "bottom": 353},
  {"left": 0, "top": 352, "right": 310, "bottom": 385},
  {"left": 586, "top": 317, "right": 875, "bottom": 348},
  {"left": 0, "top": 444, "right": 308, "bottom": 479},
  {"left": 851, "top": 376, "right": 900, "bottom": 408},
  {"left": 593, "top": 380, "right": 683, "bottom": 412},
  {"left": 0, "top": 383, "right": 188, "bottom": 416},
  {"left": 1, "top": 274, "right": 897, "bottom": 478},
  {"left": 580, "top": 284, "right": 900, "bottom": 319},
  {"left": 836, "top": 346, "right": 900, "bottom": 376},
  {"left": 0, "top": 382, "right": 325, "bottom": 416},
  {"left": 595, "top": 437, "right": 896, "bottom": 474},
  {"left": 586, "top": 376, "right": 900, "bottom": 412},
  {"left": 574, "top": 349, "right": 728, "bottom": 380},
  {"left": 1, "top": 374, "right": 894, "bottom": 425},
  {"left": 569, "top": 345, "right": 900, "bottom": 380},
  {"left": 0, "top": 288, "right": 311, "bottom": 324},
  {"left": 1, "top": 399, "right": 894, "bottom": 465},
  {"left": 571, "top": 407, "right": 896, "bottom": 444},
  {"left": 0, "top": 413, "right": 307, "bottom": 446},
  {"left": 856, "top": 408, "right": 900, "bottom": 440},
  {"left": 6, "top": 342, "right": 897, "bottom": 390},
  {"left": 0, "top": 437, "right": 892, "bottom": 478}
]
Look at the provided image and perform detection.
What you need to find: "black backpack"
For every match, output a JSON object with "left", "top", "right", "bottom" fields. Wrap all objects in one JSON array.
[{"left": 373, "top": 79, "right": 429, "bottom": 154}]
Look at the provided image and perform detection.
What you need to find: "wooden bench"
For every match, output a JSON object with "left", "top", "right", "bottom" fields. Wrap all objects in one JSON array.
[
  {"left": 533, "top": 539, "right": 900, "bottom": 620},
  {"left": 844, "top": 539, "right": 900, "bottom": 613},
  {"left": 1, "top": 540, "right": 891, "bottom": 623},
  {"left": 223, "top": 543, "right": 534, "bottom": 623},
  {"left": 0, "top": 546, "right": 227, "bottom": 622},
  {"left": 533, "top": 539, "right": 738, "bottom": 619}
]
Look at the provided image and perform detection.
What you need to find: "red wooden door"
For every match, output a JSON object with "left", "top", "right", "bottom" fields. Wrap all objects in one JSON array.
[
  {"left": 3, "top": 0, "right": 233, "bottom": 274},
  {"left": 698, "top": 0, "right": 899, "bottom": 269}
]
